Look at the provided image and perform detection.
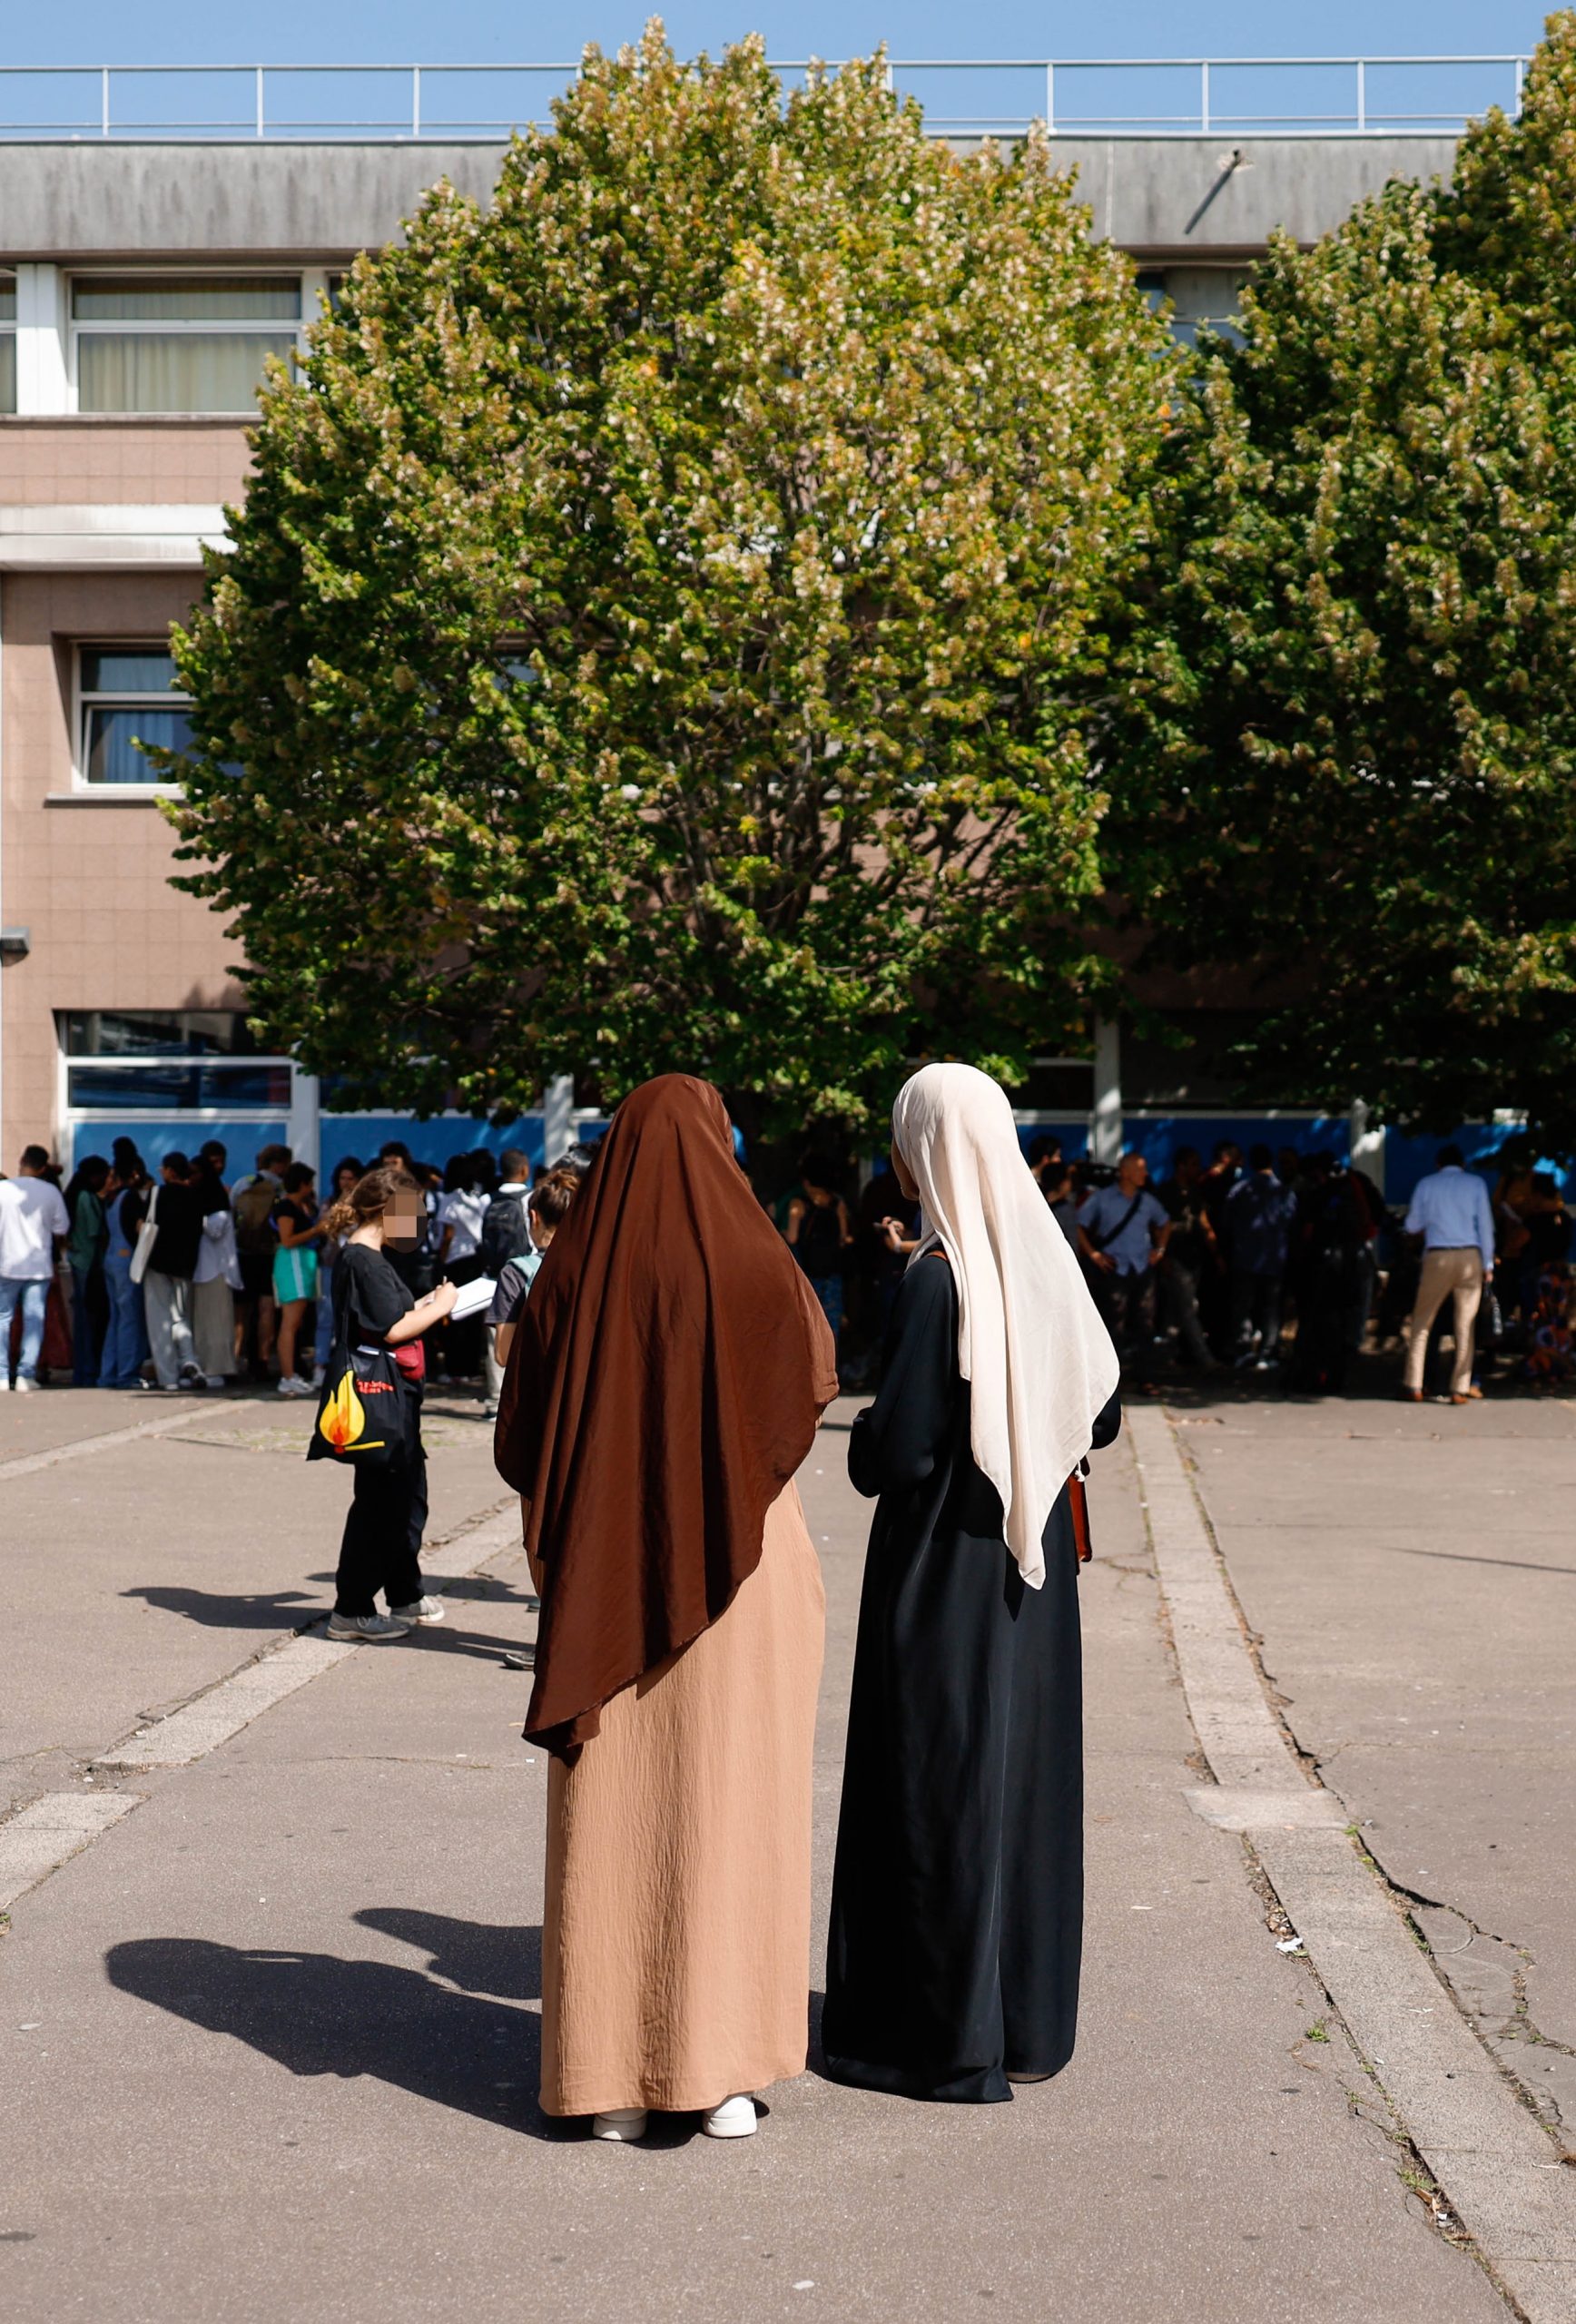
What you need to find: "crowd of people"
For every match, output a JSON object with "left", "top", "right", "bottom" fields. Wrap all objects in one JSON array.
[
  {"left": 0, "top": 1134, "right": 591, "bottom": 1399},
  {"left": 769, "top": 1130, "right": 1575, "bottom": 1401},
  {"left": 2, "top": 1120, "right": 1570, "bottom": 1403}
]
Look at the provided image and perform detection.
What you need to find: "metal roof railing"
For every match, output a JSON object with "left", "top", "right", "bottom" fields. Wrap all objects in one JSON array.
[{"left": 0, "top": 56, "right": 1532, "bottom": 143}]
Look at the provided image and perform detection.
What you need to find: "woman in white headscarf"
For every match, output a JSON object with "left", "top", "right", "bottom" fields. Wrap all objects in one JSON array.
[{"left": 822, "top": 1063, "right": 1121, "bottom": 2103}]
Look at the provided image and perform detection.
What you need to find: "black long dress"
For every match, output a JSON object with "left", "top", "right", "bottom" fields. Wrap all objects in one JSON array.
[{"left": 822, "top": 1247, "right": 1118, "bottom": 2103}]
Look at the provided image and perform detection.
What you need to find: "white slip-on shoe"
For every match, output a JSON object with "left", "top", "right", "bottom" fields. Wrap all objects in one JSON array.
[
  {"left": 389, "top": 1596, "right": 445, "bottom": 1626},
  {"left": 326, "top": 1611, "right": 413, "bottom": 1642},
  {"left": 701, "top": 2095, "right": 758, "bottom": 2139},
  {"left": 591, "top": 2108, "right": 649, "bottom": 2142}
]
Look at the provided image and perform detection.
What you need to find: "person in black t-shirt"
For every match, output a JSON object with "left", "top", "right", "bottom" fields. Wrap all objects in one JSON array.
[{"left": 316, "top": 1166, "right": 458, "bottom": 1642}]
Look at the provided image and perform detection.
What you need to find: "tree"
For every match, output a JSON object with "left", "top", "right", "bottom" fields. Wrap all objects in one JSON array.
[
  {"left": 1102, "top": 17, "right": 1576, "bottom": 1147},
  {"left": 163, "top": 26, "right": 1170, "bottom": 1135}
]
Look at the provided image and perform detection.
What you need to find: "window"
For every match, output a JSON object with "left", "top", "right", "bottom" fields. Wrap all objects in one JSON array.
[
  {"left": 1137, "top": 266, "right": 1249, "bottom": 350},
  {"left": 71, "top": 273, "right": 300, "bottom": 414},
  {"left": 0, "top": 271, "right": 15, "bottom": 414},
  {"left": 78, "top": 647, "right": 192, "bottom": 786},
  {"left": 64, "top": 1060, "right": 291, "bottom": 1111},
  {"left": 60, "top": 1009, "right": 260, "bottom": 1058}
]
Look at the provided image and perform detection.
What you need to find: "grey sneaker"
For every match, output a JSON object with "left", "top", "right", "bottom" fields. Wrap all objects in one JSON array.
[
  {"left": 389, "top": 1595, "right": 445, "bottom": 1626},
  {"left": 326, "top": 1611, "right": 412, "bottom": 1642}
]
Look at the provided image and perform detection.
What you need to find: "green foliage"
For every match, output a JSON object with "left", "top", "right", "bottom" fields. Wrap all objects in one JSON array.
[
  {"left": 163, "top": 25, "right": 1169, "bottom": 1132},
  {"left": 1102, "top": 14, "right": 1576, "bottom": 1147}
]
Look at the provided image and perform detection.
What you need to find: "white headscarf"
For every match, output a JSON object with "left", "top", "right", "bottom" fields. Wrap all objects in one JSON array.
[{"left": 891, "top": 1063, "right": 1120, "bottom": 1590}]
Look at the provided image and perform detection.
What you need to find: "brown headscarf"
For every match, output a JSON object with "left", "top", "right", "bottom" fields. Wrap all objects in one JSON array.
[{"left": 495, "top": 1074, "right": 839, "bottom": 1759}]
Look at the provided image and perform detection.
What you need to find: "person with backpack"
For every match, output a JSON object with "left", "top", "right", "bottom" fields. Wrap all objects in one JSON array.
[
  {"left": 479, "top": 1148, "right": 533, "bottom": 1418},
  {"left": 231, "top": 1143, "right": 291, "bottom": 1380}
]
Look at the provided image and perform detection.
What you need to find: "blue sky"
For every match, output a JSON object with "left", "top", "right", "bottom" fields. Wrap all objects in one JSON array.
[{"left": 0, "top": 2, "right": 1548, "bottom": 66}]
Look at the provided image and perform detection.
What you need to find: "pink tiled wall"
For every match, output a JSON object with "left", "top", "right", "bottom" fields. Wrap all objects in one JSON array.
[
  {"left": 0, "top": 420, "right": 252, "bottom": 507},
  {"left": 1, "top": 566, "right": 246, "bottom": 1159}
]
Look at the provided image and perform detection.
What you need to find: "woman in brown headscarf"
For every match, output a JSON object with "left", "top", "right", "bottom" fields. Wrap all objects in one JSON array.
[{"left": 495, "top": 1074, "right": 838, "bottom": 2142}]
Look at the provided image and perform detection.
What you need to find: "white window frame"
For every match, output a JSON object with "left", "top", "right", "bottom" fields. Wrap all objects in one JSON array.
[
  {"left": 67, "top": 266, "right": 305, "bottom": 417},
  {"left": 74, "top": 640, "right": 192, "bottom": 795}
]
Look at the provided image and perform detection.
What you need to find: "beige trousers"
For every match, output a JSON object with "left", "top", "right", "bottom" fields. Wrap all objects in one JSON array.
[{"left": 1404, "top": 1248, "right": 1483, "bottom": 1396}]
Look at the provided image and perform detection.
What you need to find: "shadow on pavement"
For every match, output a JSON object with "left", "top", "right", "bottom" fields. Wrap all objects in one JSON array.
[
  {"left": 122, "top": 1586, "right": 328, "bottom": 1629},
  {"left": 355, "top": 1907, "right": 541, "bottom": 2002},
  {"left": 123, "top": 1585, "right": 529, "bottom": 1661},
  {"left": 105, "top": 1934, "right": 559, "bottom": 2139}
]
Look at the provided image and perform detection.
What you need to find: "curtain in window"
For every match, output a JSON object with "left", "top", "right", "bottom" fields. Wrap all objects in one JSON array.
[
  {"left": 85, "top": 706, "right": 195, "bottom": 784},
  {"left": 77, "top": 333, "right": 295, "bottom": 414},
  {"left": 72, "top": 278, "right": 299, "bottom": 321}
]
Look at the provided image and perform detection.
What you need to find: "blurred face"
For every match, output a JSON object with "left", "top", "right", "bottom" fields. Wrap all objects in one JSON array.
[
  {"left": 336, "top": 1165, "right": 359, "bottom": 1194},
  {"left": 1176, "top": 1153, "right": 1201, "bottom": 1189},
  {"left": 383, "top": 1189, "right": 425, "bottom": 1249},
  {"left": 1118, "top": 1155, "right": 1148, "bottom": 1192},
  {"left": 890, "top": 1140, "right": 919, "bottom": 1202}
]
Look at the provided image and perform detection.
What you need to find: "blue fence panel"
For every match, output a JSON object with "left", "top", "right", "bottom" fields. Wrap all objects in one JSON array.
[
  {"left": 320, "top": 1112, "right": 548, "bottom": 1182},
  {"left": 69, "top": 1118, "right": 290, "bottom": 1174},
  {"left": 1123, "top": 1114, "right": 1351, "bottom": 1180}
]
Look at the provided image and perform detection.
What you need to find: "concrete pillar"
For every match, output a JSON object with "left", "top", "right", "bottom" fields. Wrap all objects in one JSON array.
[
  {"left": 14, "top": 266, "right": 70, "bottom": 415},
  {"left": 1090, "top": 1019, "right": 1123, "bottom": 1166},
  {"left": 1349, "top": 1098, "right": 1386, "bottom": 1198},
  {"left": 288, "top": 1063, "right": 320, "bottom": 1178},
  {"left": 543, "top": 1073, "right": 574, "bottom": 1165}
]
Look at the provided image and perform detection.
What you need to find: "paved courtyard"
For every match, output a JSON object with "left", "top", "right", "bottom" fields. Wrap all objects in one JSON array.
[{"left": 3, "top": 1382, "right": 1572, "bottom": 2321}]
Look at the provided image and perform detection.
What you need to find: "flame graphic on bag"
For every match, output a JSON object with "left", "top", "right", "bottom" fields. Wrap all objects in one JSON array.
[{"left": 318, "top": 1365, "right": 379, "bottom": 1454}]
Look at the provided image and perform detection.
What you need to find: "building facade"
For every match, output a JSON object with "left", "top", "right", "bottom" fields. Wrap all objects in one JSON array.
[{"left": 0, "top": 124, "right": 1462, "bottom": 1189}]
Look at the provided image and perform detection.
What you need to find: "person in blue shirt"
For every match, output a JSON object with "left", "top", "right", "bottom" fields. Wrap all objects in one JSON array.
[
  {"left": 1078, "top": 1153, "right": 1170, "bottom": 1384},
  {"left": 1400, "top": 1144, "right": 1495, "bottom": 1403},
  {"left": 1225, "top": 1144, "right": 1299, "bottom": 1369}
]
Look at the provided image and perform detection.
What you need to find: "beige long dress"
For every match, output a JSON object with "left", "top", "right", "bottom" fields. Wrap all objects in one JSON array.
[{"left": 539, "top": 1480, "right": 825, "bottom": 2117}]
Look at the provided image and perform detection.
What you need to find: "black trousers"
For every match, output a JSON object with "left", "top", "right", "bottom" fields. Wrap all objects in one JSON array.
[
  {"left": 1093, "top": 1267, "right": 1157, "bottom": 1383},
  {"left": 334, "top": 1444, "right": 428, "bottom": 1616}
]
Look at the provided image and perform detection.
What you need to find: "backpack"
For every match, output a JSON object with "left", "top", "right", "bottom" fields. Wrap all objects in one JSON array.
[
  {"left": 479, "top": 1187, "right": 533, "bottom": 1278},
  {"left": 233, "top": 1175, "right": 278, "bottom": 1257}
]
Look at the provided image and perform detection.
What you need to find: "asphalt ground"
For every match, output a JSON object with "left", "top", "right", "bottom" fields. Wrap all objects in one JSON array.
[{"left": 0, "top": 1384, "right": 1546, "bottom": 2321}]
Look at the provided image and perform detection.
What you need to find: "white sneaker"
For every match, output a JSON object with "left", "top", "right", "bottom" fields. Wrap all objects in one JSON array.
[
  {"left": 591, "top": 2108, "right": 648, "bottom": 2142},
  {"left": 326, "top": 1611, "right": 412, "bottom": 1642},
  {"left": 701, "top": 2094, "right": 758, "bottom": 2139},
  {"left": 276, "top": 1374, "right": 312, "bottom": 1397},
  {"left": 0, "top": 1378, "right": 9, "bottom": 1392},
  {"left": 203, "top": 1374, "right": 228, "bottom": 1391},
  {"left": 389, "top": 1595, "right": 445, "bottom": 1625},
  {"left": 14, "top": 1375, "right": 35, "bottom": 1394}
]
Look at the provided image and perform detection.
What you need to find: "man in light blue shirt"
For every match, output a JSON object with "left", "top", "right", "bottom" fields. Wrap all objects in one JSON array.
[{"left": 1400, "top": 1145, "right": 1495, "bottom": 1402}]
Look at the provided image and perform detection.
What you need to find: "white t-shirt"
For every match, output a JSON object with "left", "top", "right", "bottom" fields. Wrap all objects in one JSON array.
[
  {"left": 0, "top": 1176, "right": 71, "bottom": 1280},
  {"left": 436, "top": 1188, "right": 489, "bottom": 1262}
]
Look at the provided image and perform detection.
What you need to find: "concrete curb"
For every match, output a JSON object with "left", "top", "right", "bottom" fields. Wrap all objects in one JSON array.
[{"left": 1128, "top": 1403, "right": 1576, "bottom": 2324}]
